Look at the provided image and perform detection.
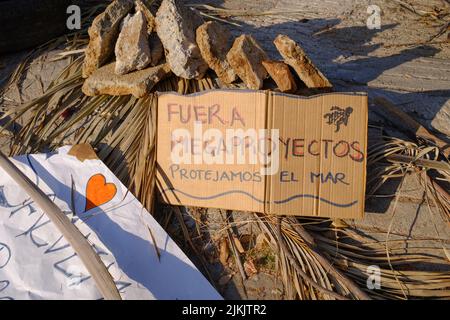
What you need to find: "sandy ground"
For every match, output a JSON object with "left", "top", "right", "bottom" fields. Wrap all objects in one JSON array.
[{"left": 0, "top": 0, "right": 449, "bottom": 299}]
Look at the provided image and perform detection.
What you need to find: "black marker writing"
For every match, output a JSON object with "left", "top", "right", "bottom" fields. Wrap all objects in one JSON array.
[
  {"left": 0, "top": 280, "right": 13, "bottom": 300},
  {"left": 45, "top": 235, "right": 71, "bottom": 254},
  {"left": 16, "top": 213, "right": 51, "bottom": 248},
  {"left": 0, "top": 243, "right": 11, "bottom": 269}
]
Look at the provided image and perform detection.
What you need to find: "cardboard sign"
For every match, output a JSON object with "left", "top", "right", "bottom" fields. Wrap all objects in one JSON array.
[{"left": 156, "top": 90, "right": 367, "bottom": 219}]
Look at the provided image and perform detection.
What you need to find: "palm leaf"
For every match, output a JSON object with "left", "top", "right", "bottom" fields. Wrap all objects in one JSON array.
[{"left": 1, "top": 1, "right": 449, "bottom": 300}]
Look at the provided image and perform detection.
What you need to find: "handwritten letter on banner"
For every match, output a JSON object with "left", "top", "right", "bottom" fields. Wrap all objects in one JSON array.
[
  {"left": 157, "top": 90, "right": 368, "bottom": 219},
  {"left": 0, "top": 146, "right": 221, "bottom": 300}
]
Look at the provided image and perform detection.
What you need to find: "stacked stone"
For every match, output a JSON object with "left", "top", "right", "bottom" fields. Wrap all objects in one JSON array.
[{"left": 81, "top": 0, "right": 332, "bottom": 97}]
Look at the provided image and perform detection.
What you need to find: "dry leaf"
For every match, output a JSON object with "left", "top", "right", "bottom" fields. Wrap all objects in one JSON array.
[
  {"left": 219, "top": 238, "right": 229, "bottom": 265},
  {"left": 444, "top": 247, "right": 450, "bottom": 263},
  {"left": 233, "top": 235, "right": 245, "bottom": 254},
  {"left": 334, "top": 257, "right": 349, "bottom": 270},
  {"left": 331, "top": 218, "right": 349, "bottom": 229},
  {"left": 244, "top": 259, "right": 258, "bottom": 277}
]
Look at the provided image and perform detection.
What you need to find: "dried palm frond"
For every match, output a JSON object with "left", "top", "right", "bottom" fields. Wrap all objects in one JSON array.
[
  {"left": 189, "top": 4, "right": 316, "bottom": 18},
  {"left": 367, "top": 136, "right": 450, "bottom": 223},
  {"left": 189, "top": 3, "right": 318, "bottom": 26},
  {"left": 1, "top": 1, "right": 449, "bottom": 301},
  {"left": 258, "top": 214, "right": 450, "bottom": 299},
  {"left": 2, "top": 48, "right": 449, "bottom": 301}
]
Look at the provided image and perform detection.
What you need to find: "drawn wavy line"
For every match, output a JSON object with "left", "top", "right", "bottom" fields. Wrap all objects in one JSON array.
[
  {"left": 273, "top": 194, "right": 358, "bottom": 207},
  {"left": 161, "top": 188, "right": 358, "bottom": 208},
  {"left": 162, "top": 188, "right": 265, "bottom": 203}
]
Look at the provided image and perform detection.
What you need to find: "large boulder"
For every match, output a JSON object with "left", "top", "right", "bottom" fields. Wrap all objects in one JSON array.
[{"left": 155, "top": 0, "right": 208, "bottom": 79}]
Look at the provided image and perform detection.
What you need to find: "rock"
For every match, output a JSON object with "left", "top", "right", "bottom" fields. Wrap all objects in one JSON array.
[
  {"left": 82, "top": 0, "right": 134, "bottom": 78},
  {"left": 243, "top": 259, "right": 258, "bottom": 277},
  {"left": 135, "top": 0, "right": 155, "bottom": 33},
  {"left": 262, "top": 60, "right": 297, "bottom": 93},
  {"left": 196, "top": 21, "right": 237, "bottom": 84},
  {"left": 155, "top": 0, "right": 208, "bottom": 79},
  {"left": 134, "top": 0, "right": 162, "bottom": 66},
  {"left": 134, "top": 1, "right": 163, "bottom": 67},
  {"left": 226, "top": 35, "right": 268, "bottom": 90},
  {"left": 114, "top": 11, "right": 151, "bottom": 75},
  {"left": 149, "top": 33, "right": 164, "bottom": 66},
  {"left": 274, "top": 34, "right": 332, "bottom": 89},
  {"left": 82, "top": 62, "right": 172, "bottom": 98},
  {"left": 430, "top": 102, "right": 450, "bottom": 136}
]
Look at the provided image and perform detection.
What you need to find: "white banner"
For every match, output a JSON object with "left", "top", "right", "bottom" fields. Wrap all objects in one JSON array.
[{"left": 0, "top": 146, "right": 221, "bottom": 300}]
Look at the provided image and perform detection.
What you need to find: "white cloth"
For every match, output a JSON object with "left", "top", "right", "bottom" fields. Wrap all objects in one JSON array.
[{"left": 0, "top": 147, "right": 221, "bottom": 300}]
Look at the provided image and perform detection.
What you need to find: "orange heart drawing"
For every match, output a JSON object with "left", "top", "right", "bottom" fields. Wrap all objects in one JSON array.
[{"left": 85, "top": 174, "right": 117, "bottom": 211}]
